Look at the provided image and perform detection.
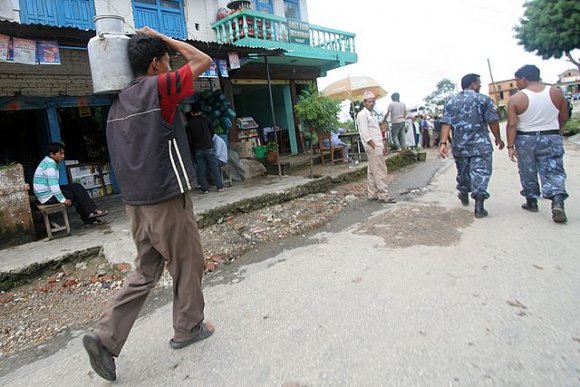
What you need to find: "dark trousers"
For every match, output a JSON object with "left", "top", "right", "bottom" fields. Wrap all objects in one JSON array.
[
  {"left": 421, "top": 129, "right": 430, "bottom": 148},
  {"left": 94, "top": 194, "right": 206, "bottom": 356},
  {"left": 194, "top": 148, "right": 223, "bottom": 191},
  {"left": 46, "top": 183, "right": 96, "bottom": 223}
]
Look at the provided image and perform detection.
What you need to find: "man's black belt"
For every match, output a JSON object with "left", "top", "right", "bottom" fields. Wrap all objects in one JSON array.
[{"left": 517, "top": 130, "right": 560, "bottom": 136}]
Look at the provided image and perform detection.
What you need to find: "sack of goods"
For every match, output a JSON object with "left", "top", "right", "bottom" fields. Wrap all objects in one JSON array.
[{"left": 197, "top": 90, "right": 236, "bottom": 135}]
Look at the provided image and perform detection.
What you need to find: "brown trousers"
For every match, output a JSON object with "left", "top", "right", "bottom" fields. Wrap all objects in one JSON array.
[
  {"left": 365, "top": 144, "right": 390, "bottom": 201},
  {"left": 94, "top": 194, "right": 206, "bottom": 356}
]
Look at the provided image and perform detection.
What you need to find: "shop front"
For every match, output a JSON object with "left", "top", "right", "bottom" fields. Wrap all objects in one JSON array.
[{"left": 0, "top": 95, "right": 117, "bottom": 197}]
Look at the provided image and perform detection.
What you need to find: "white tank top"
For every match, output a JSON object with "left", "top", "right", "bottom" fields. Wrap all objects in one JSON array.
[{"left": 517, "top": 87, "right": 559, "bottom": 132}]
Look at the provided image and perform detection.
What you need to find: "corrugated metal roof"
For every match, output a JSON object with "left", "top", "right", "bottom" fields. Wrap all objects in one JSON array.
[{"left": 0, "top": 20, "right": 285, "bottom": 58}]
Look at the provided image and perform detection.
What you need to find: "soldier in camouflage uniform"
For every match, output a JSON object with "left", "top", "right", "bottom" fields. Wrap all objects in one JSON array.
[
  {"left": 506, "top": 65, "right": 569, "bottom": 223},
  {"left": 439, "top": 73, "right": 505, "bottom": 218}
]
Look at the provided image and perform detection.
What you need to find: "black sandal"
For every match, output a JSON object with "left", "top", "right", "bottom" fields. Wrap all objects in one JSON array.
[
  {"left": 169, "top": 322, "right": 214, "bottom": 349},
  {"left": 88, "top": 210, "right": 108, "bottom": 219}
]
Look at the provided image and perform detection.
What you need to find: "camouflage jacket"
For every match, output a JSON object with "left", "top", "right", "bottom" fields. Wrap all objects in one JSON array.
[{"left": 441, "top": 89, "right": 498, "bottom": 157}]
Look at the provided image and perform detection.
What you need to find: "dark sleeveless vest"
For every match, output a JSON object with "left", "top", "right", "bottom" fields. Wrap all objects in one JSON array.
[{"left": 106, "top": 76, "right": 197, "bottom": 205}]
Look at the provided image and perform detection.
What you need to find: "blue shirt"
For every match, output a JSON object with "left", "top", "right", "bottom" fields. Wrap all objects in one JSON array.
[
  {"left": 441, "top": 89, "right": 498, "bottom": 157},
  {"left": 212, "top": 134, "right": 228, "bottom": 164}
]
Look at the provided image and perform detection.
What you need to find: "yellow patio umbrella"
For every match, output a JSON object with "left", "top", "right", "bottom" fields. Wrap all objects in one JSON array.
[{"left": 322, "top": 76, "right": 388, "bottom": 101}]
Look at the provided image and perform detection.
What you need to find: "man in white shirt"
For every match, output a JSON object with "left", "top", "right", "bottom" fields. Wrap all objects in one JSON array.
[{"left": 357, "top": 90, "right": 396, "bottom": 203}]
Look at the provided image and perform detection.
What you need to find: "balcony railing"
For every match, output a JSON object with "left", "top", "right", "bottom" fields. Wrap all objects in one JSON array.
[{"left": 211, "top": 10, "right": 356, "bottom": 55}]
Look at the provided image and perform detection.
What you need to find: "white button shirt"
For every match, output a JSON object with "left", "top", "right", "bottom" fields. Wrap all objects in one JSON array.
[{"left": 357, "top": 107, "right": 383, "bottom": 147}]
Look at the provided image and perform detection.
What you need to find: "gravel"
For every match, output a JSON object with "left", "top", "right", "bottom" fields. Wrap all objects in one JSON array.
[{"left": 0, "top": 181, "right": 368, "bottom": 357}]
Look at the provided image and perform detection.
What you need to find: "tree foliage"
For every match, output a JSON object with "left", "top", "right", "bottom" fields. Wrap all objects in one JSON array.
[
  {"left": 294, "top": 84, "right": 341, "bottom": 177},
  {"left": 424, "top": 79, "right": 456, "bottom": 111},
  {"left": 514, "top": 0, "right": 580, "bottom": 70},
  {"left": 348, "top": 101, "right": 364, "bottom": 122},
  {"left": 294, "top": 84, "right": 341, "bottom": 134}
]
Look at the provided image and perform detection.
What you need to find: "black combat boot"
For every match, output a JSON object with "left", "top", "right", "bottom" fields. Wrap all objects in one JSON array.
[
  {"left": 521, "top": 198, "right": 539, "bottom": 212},
  {"left": 474, "top": 198, "right": 488, "bottom": 218},
  {"left": 458, "top": 192, "right": 469, "bottom": 206},
  {"left": 551, "top": 194, "right": 567, "bottom": 224}
]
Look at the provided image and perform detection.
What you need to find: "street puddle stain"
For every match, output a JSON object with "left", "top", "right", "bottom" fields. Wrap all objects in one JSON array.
[{"left": 355, "top": 204, "right": 473, "bottom": 248}]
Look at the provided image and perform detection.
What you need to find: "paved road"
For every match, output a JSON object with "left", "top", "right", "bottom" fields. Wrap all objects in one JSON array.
[{"left": 2, "top": 143, "right": 579, "bottom": 386}]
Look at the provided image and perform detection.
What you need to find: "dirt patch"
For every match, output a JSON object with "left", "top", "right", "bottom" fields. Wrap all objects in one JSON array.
[
  {"left": 0, "top": 255, "right": 129, "bottom": 358},
  {"left": 356, "top": 204, "right": 473, "bottom": 248},
  {"left": 0, "top": 182, "right": 370, "bottom": 359}
]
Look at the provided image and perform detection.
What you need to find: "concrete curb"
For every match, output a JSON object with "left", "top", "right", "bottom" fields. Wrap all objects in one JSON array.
[
  {"left": 0, "top": 150, "right": 419, "bottom": 290},
  {"left": 0, "top": 246, "right": 103, "bottom": 291},
  {"left": 195, "top": 149, "right": 418, "bottom": 228}
]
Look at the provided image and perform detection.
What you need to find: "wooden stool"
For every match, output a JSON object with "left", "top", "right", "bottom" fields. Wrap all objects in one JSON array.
[
  {"left": 221, "top": 164, "right": 233, "bottom": 187},
  {"left": 37, "top": 203, "right": 71, "bottom": 240}
]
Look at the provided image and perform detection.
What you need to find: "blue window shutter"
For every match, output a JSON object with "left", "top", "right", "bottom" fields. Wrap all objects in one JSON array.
[
  {"left": 256, "top": 0, "right": 273, "bottom": 14},
  {"left": 19, "top": 0, "right": 94, "bottom": 28},
  {"left": 61, "top": 0, "right": 95, "bottom": 29},
  {"left": 134, "top": 7, "right": 161, "bottom": 31},
  {"left": 133, "top": 0, "right": 185, "bottom": 39},
  {"left": 19, "top": 0, "right": 58, "bottom": 25},
  {"left": 160, "top": 9, "right": 184, "bottom": 39}
]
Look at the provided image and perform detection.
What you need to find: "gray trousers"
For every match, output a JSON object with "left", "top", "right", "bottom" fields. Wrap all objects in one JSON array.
[
  {"left": 391, "top": 122, "right": 406, "bottom": 149},
  {"left": 515, "top": 134, "right": 568, "bottom": 200},
  {"left": 94, "top": 194, "right": 206, "bottom": 356},
  {"left": 454, "top": 154, "right": 493, "bottom": 200}
]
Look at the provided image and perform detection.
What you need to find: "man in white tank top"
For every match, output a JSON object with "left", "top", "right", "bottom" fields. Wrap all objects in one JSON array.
[{"left": 506, "top": 65, "right": 569, "bottom": 223}]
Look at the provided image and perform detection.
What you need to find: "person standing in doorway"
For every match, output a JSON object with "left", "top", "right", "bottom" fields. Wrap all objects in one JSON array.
[
  {"left": 506, "top": 64, "right": 569, "bottom": 223},
  {"left": 33, "top": 142, "right": 108, "bottom": 226},
  {"left": 439, "top": 73, "right": 504, "bottom": 218},
  {"left": 186, "top": 103, "right": 224, "bottom": 193},
  {"left": 357, "top": 90, "right": 396, "bottom": 204},
  {"left": 383, "top": 92, "right": 407, "bottom": 152},
  {"left": 83, "top": 27, "right": 213, "bottom": 382}
]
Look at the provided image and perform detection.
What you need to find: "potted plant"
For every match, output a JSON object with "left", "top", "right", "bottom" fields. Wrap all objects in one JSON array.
[
  {"left": 294, "top": 84, "right": 341, "bottom": 177},
  {"left": 264, "top": 141, "right": 278, "bottom": 164}
]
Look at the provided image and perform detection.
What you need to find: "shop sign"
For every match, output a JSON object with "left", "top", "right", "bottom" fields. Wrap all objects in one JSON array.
[
  {"left": 0, "top": 34, "right": 12, "bottom": 61},
  {"left": 287, "top": 19, "right": 310, "bottom": 45},
  {"left": 201, "top": 59, "right": 229, "bottom": 78},
  {"left": 228, "top": 51, "right": 240, "bottom": 70},
  {"left": 13, "top": 38, "right": 36, "bottom": 65},
  {"left": 0, "top": 34, "right": 61, "bottom": 65},
  {"left": 218, "top": 59, "right": 229, "bottom": 77},
  {"left": 200, "top": 59, "right": 219, "bottom": 78},
  {"left": 37, "top": 40, "right": 61, "bottom": 65}
]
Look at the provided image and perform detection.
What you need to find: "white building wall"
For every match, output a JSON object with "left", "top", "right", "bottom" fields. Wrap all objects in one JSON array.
[
  {"left": 184, "top": 0, "right": 216, "bottom": 41},
  {"left": 94, "top": 0, "right": 135, "bottom": 34},
  {"left": 0, "top": 0, "right": 20, "bottom": 22}
]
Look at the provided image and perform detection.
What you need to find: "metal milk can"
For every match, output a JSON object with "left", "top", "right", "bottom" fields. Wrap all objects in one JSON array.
[{"left": 87, "top": 15, "right": 134, "bottom": 94}]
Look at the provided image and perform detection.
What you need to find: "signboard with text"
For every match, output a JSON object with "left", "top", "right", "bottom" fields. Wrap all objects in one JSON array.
[{"left": 287, "top": 19, "right": 310, "bottom": 45}]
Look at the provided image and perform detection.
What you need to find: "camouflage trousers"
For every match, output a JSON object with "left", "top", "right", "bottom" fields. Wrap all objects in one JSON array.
[
  {"left": 515, "top": 134, "right": 568, "bottom": 200},
  {"left": 454, "top": 154, "right": 492, "bottom": 199}
]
